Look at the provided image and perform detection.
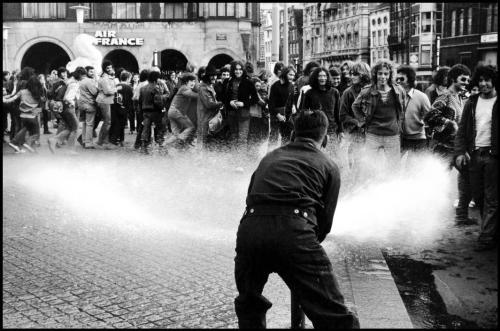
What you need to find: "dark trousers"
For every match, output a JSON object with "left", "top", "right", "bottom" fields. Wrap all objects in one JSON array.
[
  {"left": 269, "top": 120, "right": 292, "bottom": 146},
  {"left": 235, "top": 212, "right": 359, "bottom": 329},
  {"left": 141, "top": 111, "right": 164, "bottom": 144},
  {"left": 134, "top": 110, "right": 144, "bottom": 148},
  {"left": 469, "top": 150, "right": 498, "bottom": 242},
  {"left": 401, "top": 138, "right": 427, "bottom": 153},
  {"left": 247, "top": 116, "right": 270, "bottom": 155},
  {"left": 41, "top": 106, "right": 50, "bottom": 132},
  {"left": 129, "top": 100, "right": 139, "bottom": 132},
  {"left": 456, "top": 168, "right": 472, "bottom": 221},
  {"left": 9, "top": 104, "right": 22, "bottom": 140},
  {"left": 12, "top": 117, "right": 39, "bottom": 147},
  {"left": 109, "top": 104, "right": 127, "bottom": 144}
]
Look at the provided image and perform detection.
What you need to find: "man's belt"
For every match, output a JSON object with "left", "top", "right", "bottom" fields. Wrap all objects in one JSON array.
[
  {"left": 473, "top": 147, "right": 492, "bottom": 156},
  {"left": 243, "top": 204, "right": 317, "bottom": 224}
]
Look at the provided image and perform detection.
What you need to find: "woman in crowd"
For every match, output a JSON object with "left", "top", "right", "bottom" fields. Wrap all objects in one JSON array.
[
  {"left": 129, "top": 72, "right": 139, "bottom": 134},
  {"left": 248, "top": 77, "right": 270, "bottom": 155},
  {"left": 133, "top": 69, "right": 150, "bottom": 149},
  {"left": 424, "top": 66, "right": 451, "bottom": 104},
  {"left": 295, "top": 61, "right": 320, "bottom": 109},
  {"left": 197, "top": 65, "right": 224, "bottom": 149},
  {"left": 338, "top": 60, "right": 354, "bottom": 96},
  {"left": 301, "top": 67, "right": 342, "bottom": 144},
  {"left": 3, "top": 75, "right": 44, "bottom": 153},
  {"left": 165, "top": 72, "right": 198, "bottom": 149},
  {"left": 329, "top": 66, "right": 342, "bottom": 90},
  {"left": 268, "top": 65, "right": 296, "bottom": 146},
  {"left": 223, "top": 60, "right": 259, "bottom": 148},
  {"left": 38, "top": 73, "right": 51, "bottom": 135}
]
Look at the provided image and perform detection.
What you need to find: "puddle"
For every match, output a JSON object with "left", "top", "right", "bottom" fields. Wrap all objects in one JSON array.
[{"left": 382, "top": 252, "right": 480, "bottom": 329}]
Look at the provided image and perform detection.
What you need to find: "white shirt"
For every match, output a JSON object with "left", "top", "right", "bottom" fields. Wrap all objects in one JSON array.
[{"left": 475, "top": 96, "right": 496, "bottom": 147}]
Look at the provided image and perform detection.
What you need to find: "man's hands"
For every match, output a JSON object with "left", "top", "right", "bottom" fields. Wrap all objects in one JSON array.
[{"left": 455, "top": 152, "right": 471, "bottom": 170}]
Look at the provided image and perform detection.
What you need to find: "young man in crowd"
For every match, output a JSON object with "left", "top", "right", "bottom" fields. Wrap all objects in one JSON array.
[
  {"left": 454, "top": 65, "right": 497, "bottom": 251},
  {"left": 77, "top": 65, "right": 99, "bottom": 149},
  {"left": 396, "top": 65, "right": 432, "bottom": 152},
  {"left": 110, "top": 70, "right": 133, "bottom": 147},
  {"left": 95, "top": 60, "right": 120, "bottom": 150},
  {"left": 425, "top": 64, "right": 474, "bottom": 225}
]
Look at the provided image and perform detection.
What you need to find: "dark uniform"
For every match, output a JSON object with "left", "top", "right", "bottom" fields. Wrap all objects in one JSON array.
[{"left": 234, "top": 137, "right": 360, "bottom": 329}]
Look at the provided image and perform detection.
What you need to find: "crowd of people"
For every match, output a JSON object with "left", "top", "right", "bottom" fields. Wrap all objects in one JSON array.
[{"left": 2, "top": 58, "right": 497, "bottom": 250}]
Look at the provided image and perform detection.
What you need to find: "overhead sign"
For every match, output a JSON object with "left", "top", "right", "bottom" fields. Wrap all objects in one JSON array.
[
  {"left": 94, "top": 30, "right": 144, "bottom": 46},
  {"left": 216, "top": 33, "right": 227, "bottom": 41},
  {"left": 481, "top": 33, "right": 497, "bottom": 43}
]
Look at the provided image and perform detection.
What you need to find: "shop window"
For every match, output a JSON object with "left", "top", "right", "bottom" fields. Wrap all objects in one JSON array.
[
  {"left": 22, "top": 3, "right": 66, "bottom": 19},
  {"left": 164, "top": 3, "right": 184, "bottom": 19},
  {"left": 451, "top": 10, "right": 456, "bottom": 37},
  {"left": 421, "top": 45, "right": 431, "bottom": 65}
]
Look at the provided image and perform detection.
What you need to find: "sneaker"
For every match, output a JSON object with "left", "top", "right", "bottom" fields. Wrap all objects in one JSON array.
[
  {"left": 469, "top": 200, "right": 476, "bottom": 208},
  {"left": 22, "top": 143, "right": 36, "bottom": 153},
  {"left": 453, "top": 199, "right": 459, "bottom": 208},
  {"left": 15, "top": 148, "right": 27, "bottom": 154},
  {"left": 8, "top": 142, "right": 21, "bottom": 153},
  {"left": 77, "top": 135, "right": 84, "bottom": 147},
  {"left": 47, "top": 138, "right": 56, "bottom": 154},
  {"left": 104, "top": 143, "right": 118, "bottom": 150}
]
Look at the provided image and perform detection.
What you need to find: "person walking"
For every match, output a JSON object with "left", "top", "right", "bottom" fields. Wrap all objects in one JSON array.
[
  {"left": 234, "top": 109, "right": 360, "bottom": 329},
  {"left": 95, "top": 60, "right": 119, "bottom": 150}
]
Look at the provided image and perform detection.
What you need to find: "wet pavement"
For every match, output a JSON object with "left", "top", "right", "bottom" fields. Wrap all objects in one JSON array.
[{"left": 2, "top": 127, "right": 497, "bottom": 328}]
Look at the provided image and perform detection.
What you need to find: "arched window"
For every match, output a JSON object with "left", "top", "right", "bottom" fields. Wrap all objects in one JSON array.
[
  {"left": 451, "top": 10, "right": 456, "bottom": 37},
  {"left": 459, "top": 9, "right": 464, "bottom": 36},
  {"left": 467, "top": 8, "right": 472, "bottom": 35}
]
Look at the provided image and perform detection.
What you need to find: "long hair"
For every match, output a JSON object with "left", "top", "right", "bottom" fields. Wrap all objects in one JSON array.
[
  {"left": 139, "top": 69, "right": 150, "bottom": 82},
  {"left": 19, "top": 67, "right": 35, "bottom": 81},
  {"left": 397, "top": 65, "right": 417, "bottom": 88},
  {"left": 26, "top": 75, "right": 43, "bottom": 101},
  {"left": 279, "top": 66, "right": 296, "bottom": 84},
  {"left": 371, "top": 59, "right": 395, "bottom": 86},
  {"left": 448, "top": 64, "right": 471, "bottom": 83},
  {"left": 351, "top": 62, "right": 371, "bottom": 86},
  {"left": 433, "top": 66, "right": 450, "bottom": 86},
  {"left": 309, "top": 67, "right": 332, "bottom": 90},
  {"left": 303, "top": 61, "right": 320, "bottom": 76},
  {"left": 229, "top": 60, "right": 247, "bottom": 79},
  {"left": 471, "top": 64, "right": 498, "bottom": 91}
]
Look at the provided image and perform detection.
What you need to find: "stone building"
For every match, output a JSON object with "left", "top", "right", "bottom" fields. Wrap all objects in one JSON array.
[
  {"left": 286, "top": 4, "right": 304, "bottom": 73},
  {"left": 302, "top": 3, "right": 374, "bottom": 68},
  {"left": 2, "top": 2, "right": 261, "bottom": 74},
  {"left": 369, "top": 3, "right": 390, "bottom": 65},
  {"left": 439, "top": 2, "right": 497, "bottom": 69},
  {"left": 388, "top": 3, "right": 443, "bottom": 87}
]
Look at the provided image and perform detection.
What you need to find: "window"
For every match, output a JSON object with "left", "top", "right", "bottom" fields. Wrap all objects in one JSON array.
[
  {"left": 372, "top": 31, "right": 377, "bottom": 46},
  {"left": 384, "top": 16, "right": 387, "bottom": 24},
  {"left": 436, "top": 12, "right": 442, "bottom": 34},
  {"left": 486, "top": 3, "right": 498, "bottom": 33},
  {"left": 411, "top": 14, "right": 419, "bottom": 35},
  {"left": 451, "top": 10, "right": 456, "bottom": 36},
  {"left": 384, "top": 49, "right": 387, "bottom": 58},
  {"left": 383, "top": 30, "right": 387, "bottom": 45},
  {"left": 378, "top": 30, "right": 382, "bottom": 46},
  {"left": 372, "top": 19, "right": 376, "bottom": 26},
  {"left": 373, "top": 50, "right": 377, "bottom": 61},
  {"left": 378, "top": 17, "right": 381, "bottom": 25},
  {"left": 22, "top": 3, "right": 66, "bottom": 19},
  {"left": 421, "top": 45, "right": 431, "bottom": 65},
  {"left": 459, "top": 9, "right": 464, "bottom": 35},
  {"left": 421, "top": 12, "right": 431, "bottom": 33},
  {"left": 467, "top": 8, "right": 472, "bottom": 35},
  {"left": 237, "top": 3, "right": 248, "bottom": 18},
  {"left": 164, "top": 3, "right": 183, "bottom": 19}
]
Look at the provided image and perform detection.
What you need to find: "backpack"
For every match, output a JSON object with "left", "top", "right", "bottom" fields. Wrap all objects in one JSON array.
[{"left": 152, "top": 84, "right": 166, "bottom": 110}]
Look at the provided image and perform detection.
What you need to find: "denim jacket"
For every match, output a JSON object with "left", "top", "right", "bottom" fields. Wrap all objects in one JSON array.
[{"left": 351, "top": 83, "right": 406, "bottom": 132}]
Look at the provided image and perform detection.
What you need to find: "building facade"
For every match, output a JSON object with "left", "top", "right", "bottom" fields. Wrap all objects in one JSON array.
[
  {"left": 388, "top": 3, "right": 443, "bottom": 87},
  {"left": 3, "top": 2, "right": 260, "bottom": 74},
  {"left": 286, "top": 5, "right": 304, "bottom": 73},
  {"left": 369, "top": 3, "right": 390, "bottom": 65},
  {"left": 440, "top": 2, "right": 497, "bottom": 69},
  {"left": 302, "top": 3, "right": 374, "bottom": 68},
  {"left": 261, "top": 9, "right": 273, "bottom": 72}
]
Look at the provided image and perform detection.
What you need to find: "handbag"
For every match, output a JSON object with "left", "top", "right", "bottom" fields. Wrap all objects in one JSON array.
[{"left": 209, "top": 110, "right": 223, "bottom": 133}]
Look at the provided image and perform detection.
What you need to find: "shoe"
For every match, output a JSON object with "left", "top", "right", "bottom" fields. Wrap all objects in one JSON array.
[
  {"left": 47, "top": 138, "right": 56, "bottom": 154},
  {"left": 8, "top": 142, "right": 21, "bottom": 153},
  {"left": 77, "top": 135, "right": 84, "bottom": 147},
  {"left": 83, "top": 144, "right": 96, "bottom": 149},
  {"left": 455, "top": 217, "right": 478, "bottom": 226},
  {"left": 93, "top": 130, "right": 98, "bottom": 138},
  {"left": 453, "top": 199, "right": 459, "bottom": 208},
  {"left": 469, "top": 200, "right": 476, "bottom": 208},
  {"left": 15, "top": 148, "right": 27, "bottom": 154},
  {"left": 474, "top": 241, "right": 496, "bottom": 252},
  {"left": 103, "top": 143, "right": 118, "bottom": 150},
  {"left": 22, "top": 143, "right": 36, "bottom": 153},
  {"left": 44, "top": 130, "right": 52, "bottom": 134}
]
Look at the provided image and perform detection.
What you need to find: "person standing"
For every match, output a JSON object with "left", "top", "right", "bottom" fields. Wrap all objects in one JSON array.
[
  {"left": 352, "top": 60, "right": 406, "bottom": 165},
  {"left": 95, "top": 60, "right": 119, "bottom": 150},
  {"left": 267, "top": 62, "right": 285, "bottom": 95},
  {"left": 247, "top": 77, "right": 270, "bottom": 156},
  {"left": 138, "top": 70, "right": 165, "bottom": 154},
  {"left": 197, "top": 65, "right": 224, "bottom": 149},
  {"left": 38, "top": 74, "right": 51, "bottom": 135},
  {"left": 454, "top": 65, "right": 497, "bottom": 250},
  {"left": 110, "top": 70, "right": 133, "bottom": 146},
  {"left": 224, "top": 60, "right": 260, "bottom": 149},
  {"left": 78, "top": 66, "right": 99, "bottom": 149},
  {"left": 133, "top": 69, "right": 150, "bottom": 149},
  {"left": 129, "top": 73, "right": 140, "bottom": 134},
  {"left": 425, "top": 64, "right": 474, "bottom": 225},
  {"left": 234, "top": 109, "right": 360, "bottom": 329},
  {"left": 396, "top": 65, "right": 431, "bottom": 152},
  {"left": 425, "top": 66, "right": 451, "bottom": 104},
  {"left": 268, "top": 66, "right": 296, "bottom": 147},
  {"left": 338, "top": 60, "right": 354, "bottom": 96}
]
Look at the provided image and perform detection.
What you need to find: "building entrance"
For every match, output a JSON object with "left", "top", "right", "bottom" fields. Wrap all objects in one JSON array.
[
  {"left": 21, "top": 42, "right": 71, "bottom": 75},
  {"left": 208, "top": 54, "right": 233, "bottom": 70},
  {"left": 103, "top": 49, "right": 139, "bottom": 74},
  {"left": 159, "top": 49, "right": 188, "bottom": 72}
]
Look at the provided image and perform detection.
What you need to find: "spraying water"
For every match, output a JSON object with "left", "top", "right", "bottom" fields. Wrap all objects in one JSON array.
[{"left": 3, "top": 142, "right": 455, "bottom": 247}]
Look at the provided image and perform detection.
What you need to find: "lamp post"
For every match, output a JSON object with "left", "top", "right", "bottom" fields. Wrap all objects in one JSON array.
[{"left": 3, "top": 26, "right": 11, "bottom": 70}]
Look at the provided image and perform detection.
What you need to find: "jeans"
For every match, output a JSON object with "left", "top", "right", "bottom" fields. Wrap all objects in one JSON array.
[
  {"left": 12, "top": 117, "right": 39, "bottom": 147},
  {"left": 129, "top": 100, "right": 138, "bottom": 132},
  {"left": 97, "top": 103, "right": 111, "bottom": 145},
  {"left": 55, "top": 104, "right": 78, "bottom": 148},
  {"left": 269, "top": 119, "right": 293, "bottom": 146},
  {"left": 227, "top": 111, "right": 250, "bottom": 148},
  {"left": 141, "top": 111, "right": 164, "bottom": 144},
  {"left": 235, "top": 213, "right": 360, "bottom": 329},
  {"left": 169, "top": 108, "right": 196, "bottom": 146},
  {"left": 365, "top": 132, "right": 401, "bottom": 165},
  {"left": 80, "top": 103, "right": 96, "bottom": 146},
  {"left": 456, "top": 169, "right": 472, "bottom": 221},
  {"left": 41, "top": 105, "right": 50, "bottom": 132},
  {"left": 469, "top": 150, "right": 498, "bottom": 242},
  {"left": 9, "top": 103, "right": 22, "bottom": 140},
  {"left": 401, "top": 138, "right": 428, "bottom": 153},
  {"left": 134, "top": 109, "right": 144, "bottom": 148}
]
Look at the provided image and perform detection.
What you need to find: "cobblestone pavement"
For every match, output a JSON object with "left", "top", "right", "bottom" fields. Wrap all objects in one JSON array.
[{"left": 2, "top": 136, "right": 354, "bottom": 329}]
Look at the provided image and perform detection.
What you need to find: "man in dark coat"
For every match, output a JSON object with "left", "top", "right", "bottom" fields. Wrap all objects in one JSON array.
[{"left": 234, "top": 109, "right": 360, "bottom": 329}]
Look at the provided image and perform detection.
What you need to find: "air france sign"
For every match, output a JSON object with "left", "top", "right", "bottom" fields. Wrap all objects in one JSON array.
[{"left": 94, "top": 31, "right": 144, "bottom": 46}]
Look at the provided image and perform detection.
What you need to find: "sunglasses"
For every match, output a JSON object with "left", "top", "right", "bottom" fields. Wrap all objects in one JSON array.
[
  {"left": 350, "top": 72, "right": 360, "bottom": 76},
  {"left": 458, "top": 77, "right": 470, "bottom": 83},
  {"left": 395, "top": 77, "right": 406, "bottom": 82}
]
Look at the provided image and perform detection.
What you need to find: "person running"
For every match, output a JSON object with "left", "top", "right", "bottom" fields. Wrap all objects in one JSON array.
[{"left": 3, "top": 75, "right": 44, "bottom": 153}]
